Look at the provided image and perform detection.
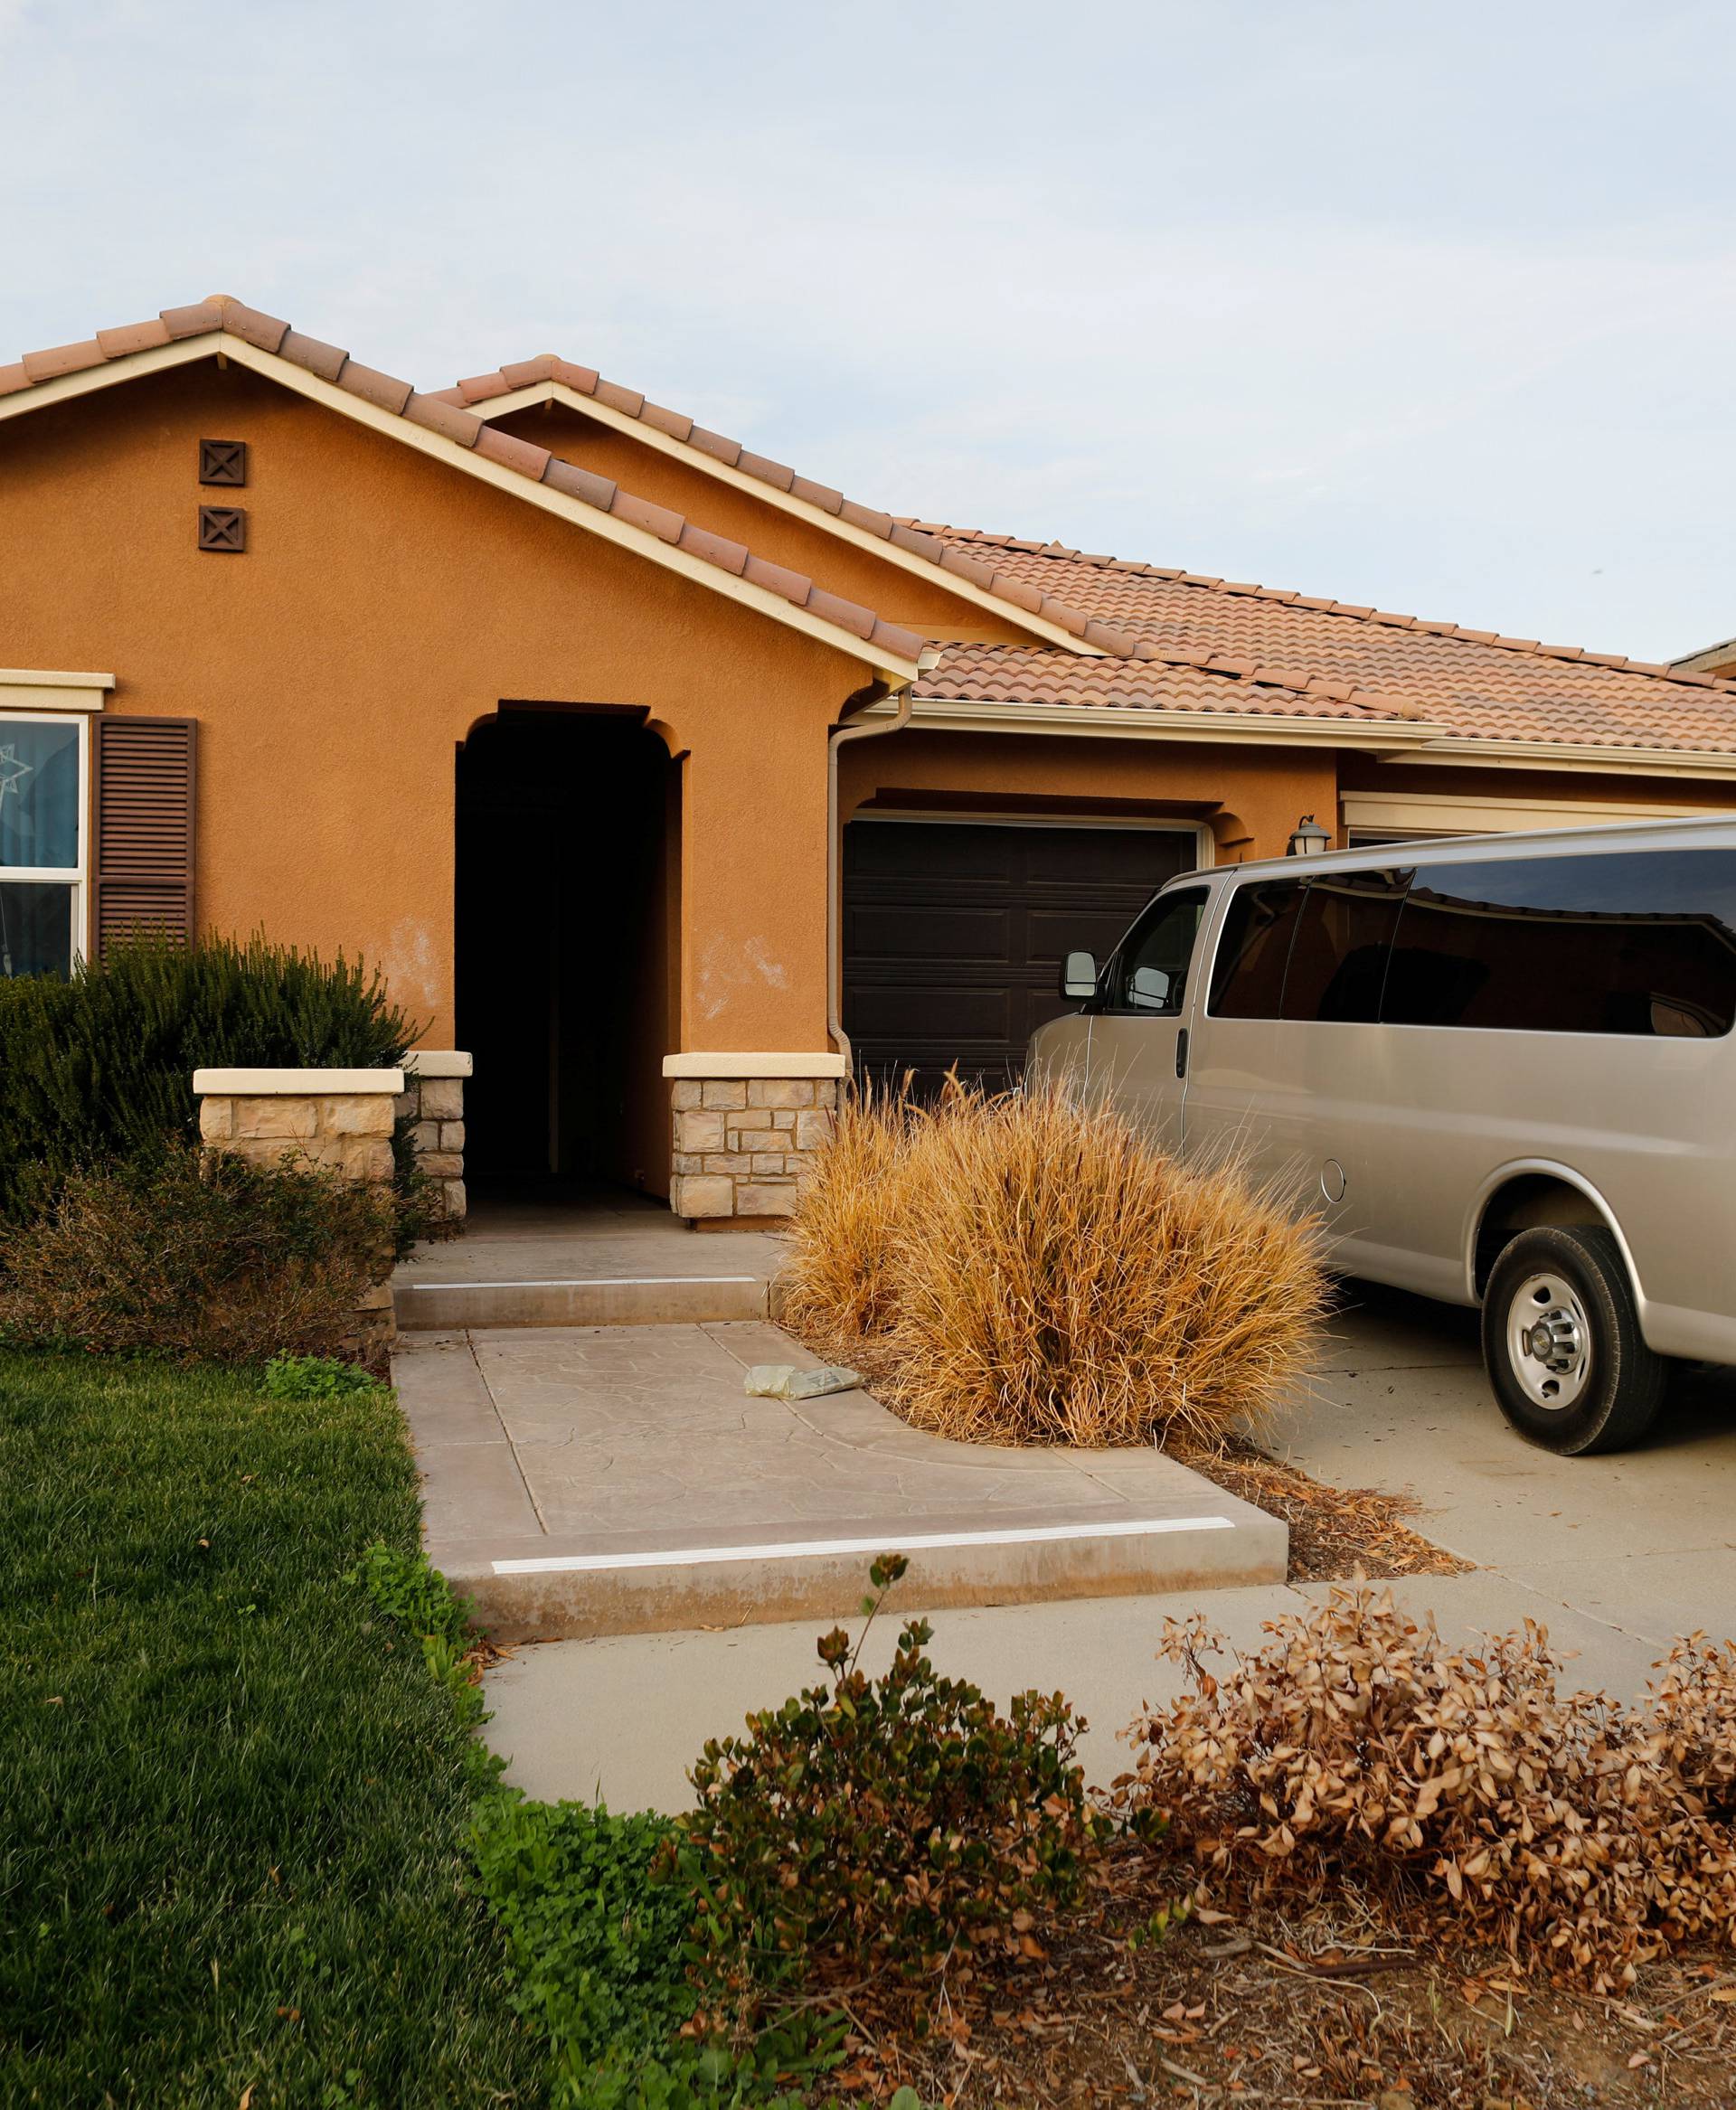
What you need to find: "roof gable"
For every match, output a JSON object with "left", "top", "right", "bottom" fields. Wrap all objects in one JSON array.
[{"left": 0, "top": 298, "right": 926, "bottom": 685}]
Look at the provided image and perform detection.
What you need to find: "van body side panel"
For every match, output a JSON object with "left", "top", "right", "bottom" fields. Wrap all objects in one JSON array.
[
  {"left": 1025, "top": 1011, "right": 1092, "bottom": 1097},
  {"left": 1184, "top": 1017, "right": 1442, "bottom": 1286}
]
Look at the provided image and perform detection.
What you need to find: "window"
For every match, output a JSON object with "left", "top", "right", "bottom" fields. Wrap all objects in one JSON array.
[
  {"left": 1207, "top": 879, "right": 1307, "bottom": 1018},
  {"left": 0, "top": 712, "right": 86, "bottom": 978},
  {"left": 1382, "top": 849, "right": 1736, "bottom": 1037},
  {"left": 1280, "top": 869, "right": 1411, "bottom": 1022},
  {"left": 1102, "top": 886, "right": 1208, "bottom": 1016}
]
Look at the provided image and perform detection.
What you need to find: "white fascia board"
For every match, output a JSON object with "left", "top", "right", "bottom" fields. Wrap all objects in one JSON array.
[
  {"left": 470, "top": 379, "right": 1102, "bottom": 660},
  {"left": 0, "top": 339, "right": 920, "bottom": 689},
  {"left": 1385, "top": 739, "right": 1736, "bottom": 782},
  {"left": 882, "top": 695, "right": 1448, "bottom": 751},
  {"left": 662, "top": 1051, "right": 847, "bottom": 1079},
  {"left": 1343, "top": 789, "right": 1717, "bottom": 832}
]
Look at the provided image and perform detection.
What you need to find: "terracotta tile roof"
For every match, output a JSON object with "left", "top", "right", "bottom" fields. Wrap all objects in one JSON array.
[
  {"left": 905, "top": 527, "right": 1736, "bottom": 755},
  {"left": 0, "top": 298, "right": 925, "bottom": 672},
  {"left": 918, "top": 642, "right": 1427, "bottom": 726}
]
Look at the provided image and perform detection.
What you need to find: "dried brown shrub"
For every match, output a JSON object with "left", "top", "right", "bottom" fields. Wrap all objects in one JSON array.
[
  {"left": 782, "top": 1079, "right": 1327, "bottom": 1446},
  {"left": 777, "top": 1076, "right": 920, "bottom": 1361},
  {"left": 1114, "top": 1583, "right": 1736, "bottom": 1992},
  {"left": 0, "top": 1144, "right": 399, "bottom": 1364}
]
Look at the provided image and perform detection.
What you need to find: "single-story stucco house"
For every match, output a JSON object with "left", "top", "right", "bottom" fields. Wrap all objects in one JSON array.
[{"left": 7, "top": 293, "right": 1736, "bottom": 1223}]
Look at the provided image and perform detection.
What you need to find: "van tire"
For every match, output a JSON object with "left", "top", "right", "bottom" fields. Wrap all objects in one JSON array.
[{"left": 1481, "top": 1226, "right": 1665, "bottom": 1455}]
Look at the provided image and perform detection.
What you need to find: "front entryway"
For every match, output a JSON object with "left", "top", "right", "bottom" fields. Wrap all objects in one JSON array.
[
  {"left": 456, "top": 709, "right": 677, "bottom": 1194},
  {"left": 841, "top": 818, "right": 1199, "bottom": 1094}
]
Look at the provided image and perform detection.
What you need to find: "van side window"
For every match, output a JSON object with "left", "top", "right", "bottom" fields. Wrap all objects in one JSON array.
[
  {"left": 1382, "top": 849, "right": 1736, "bottom": 1036},
  {"left": 1208, "top": 880, "right": 1307, "bottom": 1018},
  {"left": 1104, "top": 887, "right": 1207, "bottom": 1016},
  {"left": 1281, "top": 870, "right": 1411, "bottom": 1023}
]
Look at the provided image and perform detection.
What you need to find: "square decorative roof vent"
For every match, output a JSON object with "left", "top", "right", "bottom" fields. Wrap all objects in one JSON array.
[
  {"left": 198, "top": 438, "right": 247, "bottom": 485},
  {"left": 197, "top": 505, "right": 246, "bottom": 552}
]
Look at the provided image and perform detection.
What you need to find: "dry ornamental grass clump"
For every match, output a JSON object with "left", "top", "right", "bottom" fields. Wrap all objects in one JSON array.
[
  {"left": 781, "top": 1079, "right": 1326, "bottom": 1447},
  {"left": 1114, "top": 1583, "right": 1736, "bottom": 1992},
  {"left": 778, "top": 1077, "right": 919, "bottom": 1358}
]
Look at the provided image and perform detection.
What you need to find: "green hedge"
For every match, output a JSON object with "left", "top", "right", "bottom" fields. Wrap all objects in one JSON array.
[{"left": 0, "top": 933, "right": 416, "bottom": 1220}]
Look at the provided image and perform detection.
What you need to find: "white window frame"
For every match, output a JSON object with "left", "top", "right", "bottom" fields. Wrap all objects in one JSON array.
[{"left": 0, "top": 671, "right": 111, "bottom": 974}]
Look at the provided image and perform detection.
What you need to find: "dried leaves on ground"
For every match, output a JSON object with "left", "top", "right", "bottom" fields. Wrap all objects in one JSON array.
[
  {"left": 1173, "top": 1431, "right": 1471, "bottom": 1581},
  {"left": 839, "top": 1871, "right": 1736, "bottom": 2108}
]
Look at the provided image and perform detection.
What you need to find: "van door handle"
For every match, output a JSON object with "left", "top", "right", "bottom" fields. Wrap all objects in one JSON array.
[{"left": 1175, "top": 1027, "right": 1189, "bottom": 1079}]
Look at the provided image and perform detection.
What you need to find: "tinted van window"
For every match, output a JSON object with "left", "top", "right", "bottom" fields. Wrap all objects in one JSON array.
[
  {"left": 1382, "top": 849, "right": 1736, "bottom": 1037},
  {"left": 1103, "top": 887, "right": 1207, "bottom": 1016},
  {"left": 1208, "top": 880, "right": 1307, "bottom": 1018},
  {"left": 1281, "top": 869, "right": 1411, "bottom": 1023}
]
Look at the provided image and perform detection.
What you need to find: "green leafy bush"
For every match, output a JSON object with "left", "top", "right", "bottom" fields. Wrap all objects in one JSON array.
[
  {"left": 473, "top": 1795, "right": 852, "bottom": 2109},
  {"left": 349, "top": 1540, "right": 471, "bottom": 1650},
  {"left": 664, "top": 1555, "right": 1100, "bottom": 2011},
  {"left": 0, "top": 930, "right": 415, "bottom": 1220},
  {"left": 0, "top": 1145, "right": 399, "bottom": 1363},
  {"left": 266, "top": 1352, "right": 388, "bottom": 1400},
  {"left": 475, "top": 1799, "right": 696, "bottom": 2074}
]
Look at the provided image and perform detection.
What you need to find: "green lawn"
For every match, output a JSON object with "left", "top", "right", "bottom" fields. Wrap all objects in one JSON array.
[{"left": 0, "top": 1350, "right": 546, "bottom": 2108}]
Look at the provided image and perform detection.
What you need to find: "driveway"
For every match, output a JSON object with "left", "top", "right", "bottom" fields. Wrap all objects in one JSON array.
[
  {"left": 1291, "top": 1278, "right": 1736, "bottom": 1644},
  {"left": 481, "top": 1285, "right": 1736, "bottom": 1813}
]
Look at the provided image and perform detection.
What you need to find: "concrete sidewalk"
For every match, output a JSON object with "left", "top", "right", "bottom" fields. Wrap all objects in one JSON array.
[
  {"left": 397, "top": 1319, "right": 1287, "bottom": 1644},
  {"left": 479, "top": 1284, "right": 1736, "bottom": 1813}
]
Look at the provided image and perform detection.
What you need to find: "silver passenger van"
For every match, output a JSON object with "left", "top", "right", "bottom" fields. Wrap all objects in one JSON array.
[{"left": 1028, "top": 815, "right": 1736, "bottom": 1455}]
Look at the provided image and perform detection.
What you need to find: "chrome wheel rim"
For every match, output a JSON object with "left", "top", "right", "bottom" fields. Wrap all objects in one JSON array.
[{"left": 1507, "top": 1272, "right": 1591, "bottom": 1410}]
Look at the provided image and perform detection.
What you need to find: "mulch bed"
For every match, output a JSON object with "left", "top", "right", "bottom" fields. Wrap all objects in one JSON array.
[
  {"left": 1171, "top": 1434, "right": 1473, "bottom": 1584},
  {"left": 834, "top": 1845, "right": 1736, "bottom": 2107}
]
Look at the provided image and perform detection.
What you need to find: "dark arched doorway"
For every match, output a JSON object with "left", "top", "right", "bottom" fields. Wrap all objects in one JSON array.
[{"left": 456, "top": 708, "right": 679, "bottom": 1196}]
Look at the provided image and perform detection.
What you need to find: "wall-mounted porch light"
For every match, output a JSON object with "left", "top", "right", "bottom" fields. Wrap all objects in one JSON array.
[{"left": 1287, "top": 814, "right": 1332, "bottom": 857}]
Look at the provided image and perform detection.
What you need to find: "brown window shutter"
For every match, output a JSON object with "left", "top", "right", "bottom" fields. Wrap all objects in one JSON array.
[{"left": 92, "top": 716, "right": 198, "bottom": 957}]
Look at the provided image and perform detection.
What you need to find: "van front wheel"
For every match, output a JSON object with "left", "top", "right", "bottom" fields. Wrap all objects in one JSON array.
[{"left": 1481, "top": 1226, "right": 1665, "bottom": 1455}]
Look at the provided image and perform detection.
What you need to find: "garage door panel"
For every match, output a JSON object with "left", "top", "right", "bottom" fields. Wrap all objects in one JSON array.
[
  {"left": 847, "top": 903, "right": 1010, "bottom": 961},
  {"left": 843, "top": 822, "right": 1196, "bottom": 1093},
  {"left": 845, "top": 986, "right": 1011, "bottom": 1038}
]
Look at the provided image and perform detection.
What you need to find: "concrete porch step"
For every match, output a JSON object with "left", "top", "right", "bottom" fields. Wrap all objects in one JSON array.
[
  {"left": 433, "top": 1502, "right": 1287, "bottom": 1644},
  {"left": 396, "top": 1323, "right": 1288, "bottom": 1643},
  {"left": 394, "top": 1272, "right": 774, "bottom": 1330}
]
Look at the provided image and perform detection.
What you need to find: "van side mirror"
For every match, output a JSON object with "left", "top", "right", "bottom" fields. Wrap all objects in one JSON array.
[
  {"left": 1061, "top": 950, "right": 1098, "bottom": 1001},
  {"left": 1129, "top": 965, "right": 1172, "bottom": 1011}
]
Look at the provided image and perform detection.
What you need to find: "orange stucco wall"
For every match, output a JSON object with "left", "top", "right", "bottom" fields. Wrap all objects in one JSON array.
[{"left": 0, "top": 360, "right": 875, "bottom": 1056}]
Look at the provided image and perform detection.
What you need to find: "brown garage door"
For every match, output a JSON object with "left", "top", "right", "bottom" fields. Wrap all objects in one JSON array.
[{"left": 842, "top": 820, "right": 1198, "bottom": 1095}]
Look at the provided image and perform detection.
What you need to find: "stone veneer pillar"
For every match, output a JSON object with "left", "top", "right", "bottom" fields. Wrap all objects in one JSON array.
[
  {"left": 392, "top": 1050, "right": 471, "bottom": 1225},
  {"left": 664, "top": 1053, "right": 847, "bottom": 1224},
  {"left": 193, "top": 1066, "right": 405, "bottom": 1348}
]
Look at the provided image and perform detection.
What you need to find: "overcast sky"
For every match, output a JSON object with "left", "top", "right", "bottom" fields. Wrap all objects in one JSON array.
[{"left": 4, "top": 1, "right": 1731, "bottom": 662}]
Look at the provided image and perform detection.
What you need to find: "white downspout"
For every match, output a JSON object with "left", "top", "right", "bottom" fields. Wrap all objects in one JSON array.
[{"left": 826, "top": 650, "right": 933, "bottom": 1073}]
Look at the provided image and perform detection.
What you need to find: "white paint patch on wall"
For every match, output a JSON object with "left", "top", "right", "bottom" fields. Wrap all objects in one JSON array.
[
  {"left": 380, "top": 917, "right": 445, "bottom": 1019},
  {"left": 697, "top": 936, "right": 788, "bottom": 1024}
]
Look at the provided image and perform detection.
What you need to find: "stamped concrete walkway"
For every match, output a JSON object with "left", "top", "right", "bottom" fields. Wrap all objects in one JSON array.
[{"left": 396, "top": 1317, "right": 1286, "bottom": 1642}]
